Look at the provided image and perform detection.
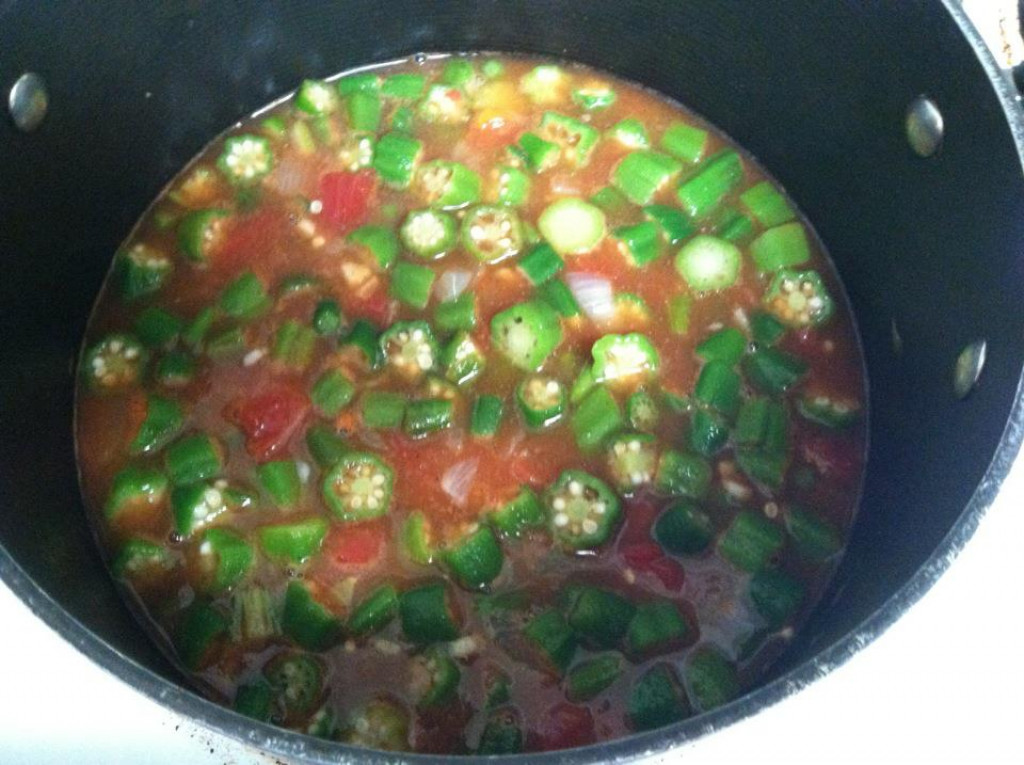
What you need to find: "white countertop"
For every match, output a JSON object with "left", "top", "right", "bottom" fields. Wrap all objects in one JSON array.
[{"left": 2, "top": 3, "right": 1022, "bottom": 764}]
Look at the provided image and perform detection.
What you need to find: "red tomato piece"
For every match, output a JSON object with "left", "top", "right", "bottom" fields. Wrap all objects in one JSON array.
[
  {"left": 319, "top": 170, "right": 376, "bottom": 233},
  {"left": 323, "top": 521, "right": 386, "bottom": 569},
  {"left": 531, "top": 702, "right": 596, "bottom": 751},
  {"left": 346, "top": 286, "right": 392, "bottom": 325},
  {"left": 619, "top": 496, "right": 661, "bottom": 543},
  {"left": 464, "top": 113, "right": 522, "bottom": 150},
  {"left": 619, "top": 541, "right": 663, "bottom": 570},
  {"left": 223, "top": 385, "right": 310, "bottom": 461},
  {"left": 648, "top": 556, "right": 686, "bottom": 591}
]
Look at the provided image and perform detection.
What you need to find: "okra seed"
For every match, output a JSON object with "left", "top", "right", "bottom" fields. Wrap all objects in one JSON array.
[
  {"left": 582, "top": 519, "right": 598, "bottom": 535},
  {"left": 372, "top": 474, "right": 386, "bottom": 486},
  {"left": 552, "top": 497, "right": 566, "bottom": 511},
  {"left": 568, "top": 481, "right": 583, "bottom": 497},
  {"left": 203, "top": 488, "right": 223, "bottom": 509},
  {"left": 594, "top": 501, "right": 606, "bottom": 515},
  {"left": 553, "top": 512, "right": 569, "bottom": 527},
  {"left": 110, "top": 340, "right": 123, "bottom": 353}
]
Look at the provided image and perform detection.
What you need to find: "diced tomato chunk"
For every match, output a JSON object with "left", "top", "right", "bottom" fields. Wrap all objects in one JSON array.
[
  {"left": 346, "top": 286, "right": 392, "bottom": 325},
  {"left": 648, "top": 556, "right": 686, "bottom": 591},
  {"left": 465, "top": 112, "right": 522, "bottom": 149},
  {"left": 323, "top": 521, "right": 386, "bottom": 569},
  {"left": 619, "top": 541, "right": 664, "bottom": 570},
  {"left": 530, "top": 702, "right": 596, "bottom": 751},
  {"left": 619, "top": 496, "right": 661, "bottom": 543},
  {"left": 223, "top": 385, "right": 310, "bottom": 461},
  {"left": 319, "top": 170, "right": 377, "bottom": 233}
]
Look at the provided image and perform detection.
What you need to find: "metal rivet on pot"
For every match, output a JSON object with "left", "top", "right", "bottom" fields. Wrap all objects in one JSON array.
[
  {"left": 953, "top": 340, "right": 986, "bottom": 400},
  {"left": 8, "top": 72, "right": 48, "bottom": 132},
  {"left": 906, "top": 96, "right": 944, "bottom": 157}
]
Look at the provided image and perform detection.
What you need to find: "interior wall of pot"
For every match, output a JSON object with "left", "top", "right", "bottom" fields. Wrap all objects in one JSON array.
[{"left": 1, "top": 0, "right": 1022, "bottom": 692}]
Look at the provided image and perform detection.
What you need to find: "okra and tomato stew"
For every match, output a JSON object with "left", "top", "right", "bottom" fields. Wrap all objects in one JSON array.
[{"left": 76, "top": 54, "right": 866, "bottom": 754}]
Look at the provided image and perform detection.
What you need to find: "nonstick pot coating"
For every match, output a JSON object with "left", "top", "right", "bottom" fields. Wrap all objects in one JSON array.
[{"left": 1, "top": 1, "right": 1023, "bottom": 762}]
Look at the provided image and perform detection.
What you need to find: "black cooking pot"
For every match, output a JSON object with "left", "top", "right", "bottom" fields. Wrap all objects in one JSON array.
[{"left": 1, "top": 1, "right": 1022, "bottom": 761}]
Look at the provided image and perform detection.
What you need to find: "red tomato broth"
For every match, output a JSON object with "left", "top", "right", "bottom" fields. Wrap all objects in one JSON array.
[{"left": 75, "top": 54, "right": 867, "bottom": 754}]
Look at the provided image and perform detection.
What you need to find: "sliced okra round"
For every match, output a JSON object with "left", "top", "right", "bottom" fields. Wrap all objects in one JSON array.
[
  {"left": 461, "top": 205, "right": 524, "bottom": 263},
  {"left": 400, "top": 511, "right": 437, "bottom": 565},
  {"left": 605, "top": 293, "right": 653, "bottom": 332},
  {"left": 380, "top": 320, "right": 439, "bottom": 380},
  {"left": 441, "top": 331, "right": 486, "bottom": 386},
  {"left": 295, "top": 79, "right": 339, "bottom": 115},
  {"left": 516, "top": 375, "right": 567, "bottom": 429},
  {"left": 763, "top": 269, "right": 834, "bottom": 328},
  {"left": 796, "top": 392, "right": 861, "bottom": 429},
  {"left": 410, "top": 645, "right": 461, "bottom": 709},
  {"left": 105, "top": 465, "right": 169, "bottom": 520},
  {"left": 217, "top": 134, "right": 274, "bottom": 185},
  {"left": 112, "top": 538, "right": 175, "bottom": 579},
  {"left": 197, "top": 527, "right": 253, "bottom": 591},
  {"left": 490, "top": 300, "right": 563, "bottom": 371},
  {"left": 263, "top": 650, "right": 326, "bottom": 722},
  {"left": 605, "top": 432, "right": 658, "bottom": 491},
  {"left": 400, "top": 208, "right": 458, "bottom": 259},
  {"left": 83, "top": 333, "right": 148, "bottom": 392},
  {"left": 539, "top": 112, "right": 601, "bottom": 168},
  {"left": 545, "top": 470, "right": 622, "bottom": 551},
  {"left": 340, "top": 697, "right": 410, "bottom": 751},
  {"left": 129, "top": 394, "right": 185, "bottom": 455},
  {"left": 337, "top": 131, "right": 376, "bottom": 171},
  {"left": 414, "top": 160, "right": 480, "bottom": 209},
  {"left": 477, "top": 707, "right": 524, "bottom": 755},
  {"left": 115, "top": 243, "right": 173, "bottom": 301},
  {"left": 171, "top": 481, "right": 229, "bottom": 537},
  {"left": 418, "top": 84, "right": 471, "bottom": 124},
  {"left": 591, "top": 332, "right": 660, "bottom": 385},
  {"left": 443, "top": 525, "right": 504, "bottom": 590},
  {"left": 177, "top": 208, "right": 230, "bottom": 263},
  {"left": 626, "top": 389, "right": 659, "bottom": 432},
  {"left": 322, "top": 452, "right": 394, "bottom": 521},
  {"left": 155, "top": 351, "right": 198, "bottom": 388}
]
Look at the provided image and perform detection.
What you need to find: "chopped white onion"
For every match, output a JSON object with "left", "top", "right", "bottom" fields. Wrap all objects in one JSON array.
[
  {"left": 565, "top": 271, "right": 615, "bottom": 320},
  {"left": 440, "top": 457, "right": 479, "bottom": 508},
  {"left": 434, "top": 269, "right": 473, "bottom": 301},
  {"left": 296, "top": 460, "right": 311, "bottom": 484},
  {"left": 269, "top": 155, "right": 317, "bottom": 196},
  {"left": 448, "top": 635, "right": 482, "bottom": 658}
]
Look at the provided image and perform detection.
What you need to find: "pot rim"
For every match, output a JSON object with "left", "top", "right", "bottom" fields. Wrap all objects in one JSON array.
[{"left": 2, "top": 1, "right": 1023, "bottom": 762}]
